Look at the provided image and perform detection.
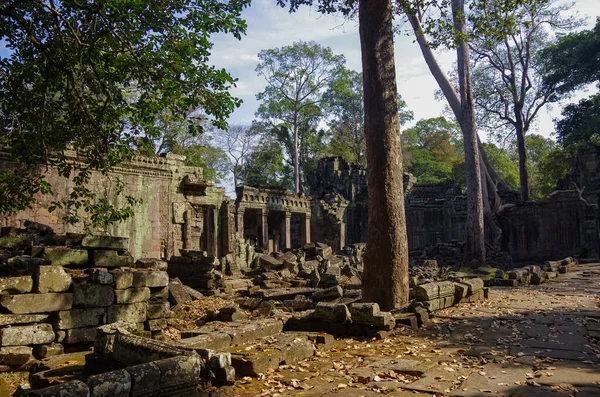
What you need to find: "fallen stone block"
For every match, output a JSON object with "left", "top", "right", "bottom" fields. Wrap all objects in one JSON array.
[
  {"left": 415, "top": 282, "right": 438, "bottom": 301},
  {"left": 393, "top": 313, "right": 418, "bottom": 329},
  {"left": 312, "top": 285, "right": 343, "bottom": 301},
  {"left": 107, "top": 302, "right": 147, "bottom": 324},
  {"left": 112, "top": 331, "right": 194, "bottom": 367},
  {"left": 314, "top": 302, "right": 350, "bottom": 322},
  {"left": 0, "top": 293, "right": 72, "bottom": 314},
  {"left": 492, "top": 278, "right": 519, "bottom": 287},
  {"left": 147, "top": 301, "right": 170, "bottom": 319},
  {"left": 461, "top": 278, "right": 484, "bottom": 294},
  {"left": 507, "top": 269, "right": 524, "bottom": 280},
  {"left": 93, "top": 250, "right": 134, "bottom": 268},
  {"left": 437, "top": 281, "right": 456, "bottom": 298},
  {"left": 82, "top": 235, "right": 129, "bottom": 251},
  {"left": 177, "top": 332, "right": 232, "bottom": 351},
  {"left": 85, "top": 268, "right": 114, "bottom": 285},
  {"left": 315, "top": 243, "right": 332, "bottom": 260},
  {"left": 209, "top": 352, "right": 232, "bottom": 369},
  {"left": 42, "top": 247, "right": 89, "bottom": 267},
  {"left": 111, "top": 268, "right": 134, "bottom": 289},
  {"left": 88, "top": 368, "right": 131, "bottom": 397},
  {"left": 151, "top": 286, "right": 169, "bottom": 300},
  {"left": 543, "top": 260, "right": 561, "bottom": 272},
  {"left": 19, "top": 380, "right": 89, "bottom": 397},
  {"left": 283, "top": 295, "right": 314, "bottom": 311},
  {"left": 132, "top": 270, "right": 169, "bottom": 288},
  {"left": 55, "top": 307, "right": 106, "bottom": 329},
  {"left": 422, "top": 298, "right": 443, "bottom": 312},
  {"left": 73, "top": 280, "right": 114, "bottom": 307},
  {"left": 168, "top": 279, "right": 192, "bottom": 306},
  {"left": 145, "top": 319, "right": 167, "bottom": 331},
  {"left": 349, "top": 302, "right": 380, "bottom": 322},
  {"left": 454, "top": 282, "right": 469, "bottom": 299},
  {"left": 531, "top": 270, "right": 547, "bottom": 285},
  {"left": 213, "top": 365, "right": 235, "bottom": 386},
  {"left": 217, "top": 306, "right": 248, "bottom": 322},
  {"left": 259, "top": 254, "right": 283, "bottom": 270},
  {"left": 0, "top": 323, "right": 54, "bottom": 346},
  {"left": 115, "top": 287, "right": 151, "bottom": 304},
  {"left": 135, "top": 258, "right": 168, "bottom": 271},
  {"left": 154, "top": 355, "right": 202, "bottom": 396},
  {"left": 36, "top": 265, "right": 72, "bottom": 293},
  {"left": 0, "top": 346, "right": 33, "bottom": 366},
  {"left": 412, "top": 306, "right": 430, "bottom": 327},
  {"left": 0, "top": 276, "right": 33, "bottom": 295},
  {"left": 547, "top": 271, "right": 558, "bottom": 280}
]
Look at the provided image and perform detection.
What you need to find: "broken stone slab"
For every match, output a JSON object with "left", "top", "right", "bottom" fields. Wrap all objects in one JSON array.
[
  {"left": 209, "top": 352, "right": 232, "bottom": 369},
  {"left": 93, "top": 250, "right": 134, "bottom": 268},
  {"left": 55, "top": 307, "right": 106, "bottom": 329},
  {"left": 229, "top": 333, "right": 314, "bottom": 377},
  {"left": 36, "top": 265, "right": 72, "bottom": 293},
  {"left": 18, "top": 380, "right": 89, "bottom": 397},
  {"left": 115, "top": 287, "right": 151, "bottom": 304},
  {"left": 314, "top": 302, "right": 351, "bottom": 322},
  {"left": 107, "top": 302, "right": 147, "bottom": 324},
  {"left": 41, "top": 247, "right": 89, "bottom": 267},
  {"left": 110, "top": 268, "right": 134, "bottom": 290},
  {"left": 82, "top": 235, "right": 129, "bottom": 251},
  {"left": 414, "top": 282, "right": 438, "bottom": 301},
  {"left": 253, "top": 287, "right": 315, "bottom": 301},
  {"left": 458, "top": 289, "right": 485, "bottom": 303},
  {"left": 0, "top": 346, "right": 33, "bottom": 366},
  {"left": 151, "top": 286, "right": 169, "bottom": 300},
  {"left": 112, "top": 331, "right": 194, "bottom": 367},
  {"left": 453, "top": 282, "right": 469, "bottom": 299},
  {"left": 177, "top": 332, "right": 232, "bottom": 351},
  {"left": 0, "top": 323, "right": 54, "bottom": 346},
  {"left": 318, "top": 273, "right": 340, "bottom": 289},
  {"left": 65, "top": 327, "right": 97, "bottom": 344},
  {"left": 85, "top": 268, "right": 114, "bottom": 285},
  {"left": 217, "top": 306, "right": 248, "bottom": 322},
  {"left": 73, "top": 279, "right": 114, "bottom": 307},
  {"left": 132, "top": 270, "right": 169, "bottom": 288},
  {"left": 315, "top": 243, "right": 332, "bottom": 260},
  {"left": 393, "top": 313, "right": 419, "bottom": 329},
  {"left": 168, "top": 279, "right": 192, "bottom": 306},
  {"left": 0, "top": 313, "right": 49, "bottom": 327},
  {"left": 312, "top": 285, "right": 343, "bottom": 301},
  {"left": 0, "top": 276, "right": 33, "bottom": 295},
  {"left": 1, "top": 293, "right": 72, "bottom": 314},
  {"left": 283, "top": 295, "right": 314, "bottom": 311},
  {"left": 258, "top": 254, "right": 283, "bottom": 270},
  {"left": 300, "top": 260, "right": 319, "bottom": 274},
  {"left": 126, "top": 361, "right": 161, "bottom": 397},
  {"left": 437, "top": 281, "right": 456, "bottom": 297},
  {"left": 460, "top": 278, "right": 484, "bottom": 294},
  {"left": 154, "top": 355, "right": 203, "bottom": 396},
  {"left": 5, "top": 256, "right": 50, "bottom": 276},
  {"left": 349, "top": 302, "right": 380, "bottom": 323},
  {"left": 145, "top": 319, "right": 167, "bottom": 331},
  {"left": 88, "top": 368, "right": 131, "bottom": 397}
]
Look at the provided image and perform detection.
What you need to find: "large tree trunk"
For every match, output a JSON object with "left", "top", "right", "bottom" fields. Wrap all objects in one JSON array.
[
  {"left": 452, "top": 0, "right": 485, "bottom": 265},
  {"left": 359, "top": 0, "right": 409, "bottom": 310},
  {"left": 514, "top": 111, "right": 529, "bottom": 201},
  {"left": 293, "top": 112, "right": 301, "bottom": 194}
]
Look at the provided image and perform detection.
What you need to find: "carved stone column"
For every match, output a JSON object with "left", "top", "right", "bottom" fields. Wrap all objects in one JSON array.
[
  {"left": 305, "top": 214, "right": 311, "bottom": 244},
  {"left": 262, "top": 210, "right": 269, "bottom": 252},
  {"left": 237, "top": 207, "right": 245, "bottom": 237},
  {"left": 212, "top": 207, "right": 219, "bottom": 257},
  {"left": 285, "top": 211, "right": 292, "bottom": 250}
]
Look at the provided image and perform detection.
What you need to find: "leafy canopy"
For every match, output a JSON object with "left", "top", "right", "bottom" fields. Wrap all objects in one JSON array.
[{"left": 0, "top": 0, "right": 249, "bottom": 227}]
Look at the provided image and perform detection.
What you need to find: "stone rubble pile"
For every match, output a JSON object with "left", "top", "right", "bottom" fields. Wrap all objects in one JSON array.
[
  {"left": 489, "top": 257, "right": 577, "bottom": 287},
  {"left": 0, "top": 226, "right": 171, "bottom": 372},
  {"left": 410, "top": 241, "right": 513, "bottom": 269}
]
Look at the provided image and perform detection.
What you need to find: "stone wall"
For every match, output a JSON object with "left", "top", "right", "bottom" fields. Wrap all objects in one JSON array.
[
  {"left": 0, "top": 152, "right": 232, "bottom": 261},
  {"left": 0, "top": 235, "right": 170, "bottom": 370}
]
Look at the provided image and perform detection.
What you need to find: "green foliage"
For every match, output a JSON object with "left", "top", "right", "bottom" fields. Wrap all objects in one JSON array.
[
  {"left": 244, "top": 140, "right": 293, "bottom": 190},
  {"left": 535, "top": 145, "right": 571, "bottom": 197},
  {"left": 482, "top": 143, "right": 519, "bottom": 191},
  {"left": 555, "top": 94, "right": 600, "bottom": 148},
  {"left": 402, "top": 117, "right": 464, "bottom": 185},
  {"left": 540, "top": 18, "right": 600, "bottom": 94},
  {"left": 0, "top": 0, "right": 249, "bottom": 226},
  {"left": 173, "top": 144, "right": 230, "bottom": 184}
]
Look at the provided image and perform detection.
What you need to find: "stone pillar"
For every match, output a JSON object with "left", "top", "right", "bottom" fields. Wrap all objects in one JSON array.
[
  {"left": 339, "top": 221, "right": 346, "bottom": 250},
  {"left": 212, "top": 207, "right": 219, "bottom": 257},
  {"left": 285, "top": 212, "right": 292, "bottom": 250},
  {"left": 305, "top": 214, "right": 311, "bottom": 244},
  {"left": 262, "top": 210, "right": 269, "bottom": 252},
  {"left": 183, "top": 210, "right": 192, "bottom": 250},
  {"left": 237, "top": 207, "right": 245, "bottom": 237}
]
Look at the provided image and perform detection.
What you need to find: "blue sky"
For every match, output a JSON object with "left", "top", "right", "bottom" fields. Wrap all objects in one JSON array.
[{"left": 210, "top": 0, "right": 600, "bottom": 137}]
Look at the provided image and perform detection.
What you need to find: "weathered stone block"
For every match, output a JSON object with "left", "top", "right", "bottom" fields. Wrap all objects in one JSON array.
[
  {"left": 126, "top": 361, "right": 161, "bottom": 397},
  {"left": 0, "top": 276, "right": 33, "bottom": 295},
  {"left": 210, "top": 352, "right": 232, "bottom": 369},
  {"left": 154, "top": 355, "right": 202, "bottom": 396},
  {"left": 151, "top": 286, "right": 169, "bottom": 300},
  {"left": 94, "top": 250, "right": 134, "bottom": 268},
  {"left": 443, "top": 295, "right": 455, "bottom": 308},
  {"left": 147, "top": 301, "right": 170, "bottom": 319},
  {"left": 132, "top": 271, "right": 168, "bottom": 288},
  {"left": 422, "top": 298, "right": 443, "bottom": 312},
  {"left": 349, "top": 302, "right": 381, "bottom": 323},
  {"left": 461, "top": 278, "right": 484, "bottom": 294},
  {"left": 314, "top": 302, "right": 350, "bottom": 322},
  {"left": 169, "top": 280, "right": 192, "bottom": 306},
  {"left": 0, "top": 293, "right": 72, "bottom": 314},
  {"left": 315, "top": 243, "right": 332, "bottom": 260},
  {"left": 177, "top": 332, "right": 232, "bottom": 350},
  {"left": 115, "top": 287, "right": 151, "bottom": 304},
  {"left": 492, "top": 278, "right": 519, "bottom": 287},
  {"left": 22, "top": 380, "right": 90, "bottom": 397},
  {"left": 508, "top": 269, "right": 524, "bottom": 280},
  {"left": 0, "top": 313, "right": 49, "bottom": 326},
  {"left": 107, "top": 303, "right": 147, "bottom": 324},
  {"left": 82, "top": 235, "right": 129, "bottom": 250},
  {"left": 88, "top": 368, "right": 131, "bottom": 397},
  {"left": 55, "top": 308, "right": 106, "bottom": 329},
  {"left": 135, "top": 258, "right": 168, "bottom": 271},
  {"left": 0, "top": 323, "right": 54, "bottom": 346},
  {"left": 454, "top": 283, "right": 469, "bottom": 299},
  {"left": 73, "top": 280, "right": 114, "bottom": 307},
  {"left": 65, "top": 327, "right": 97, "bottom": 344},
  {"left": 531, "top": 271, "right": 547, "bottom": 285},
  {"left": 415, "top": 282, "right": 438, "bottom": 301},
  {"left": 543, "top": 260, "right": 561, "bottom": 272},
  {"left": 312, "top": 285, "right": 343, "bottom": 301},
  {"left": 111, "top": 268, "right": 134, "bottom": 289},
  {"left": 36, "top": 265, "right": 72, "bottom": 293},
  {"left": 437, "top": 281, "right": 456, "bottom": 297},
  {"left": 301, "top": 260, "right": 319, "bottom": 273},
  {"left": 86, "top": 268, "right": 114, "bottom": 285},
  {"left": 34, "top": 343, "right": 64, "bottom": 359},
  {"left": 0, "top": 346, "right": 33, "bottom": 366},
  {"left": 214, "top": 366, "right": 236, "bottom": 385},
  {"left": 42, "top": 247, "right": 89, "bottom": 267}
]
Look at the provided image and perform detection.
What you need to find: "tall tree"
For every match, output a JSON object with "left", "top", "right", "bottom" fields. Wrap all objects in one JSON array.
[
  {"left": 255, "top": 41, "right": 345, "bottom": 194},
  {"left": 213, "top": 125, "right": 260, "bottom": 187},
  {"left": 277, "top": 0, "right": 410, "bottom": 309},
  {"left": 469, "top": 0, "right": 579, "bottom": 201},
  {"left": 400, "top": 0, "right": 486, "bottom": 264},
  {"left": 0, "top": 0, "right": 249, "bottom": 227}
]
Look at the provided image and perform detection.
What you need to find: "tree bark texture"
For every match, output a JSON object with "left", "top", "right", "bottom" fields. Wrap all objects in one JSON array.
[
  {"left": 452, "top": 0, "right": 486, "bottom": 265},
  {"left": 359, "top": 0, "right": 410, "bottom": 310},
  {"left": 293, "top": 111, "right": 301, "bottom": 194},
  {"left": 514, "top": 111, "right": 529, "bottom": 201}
]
